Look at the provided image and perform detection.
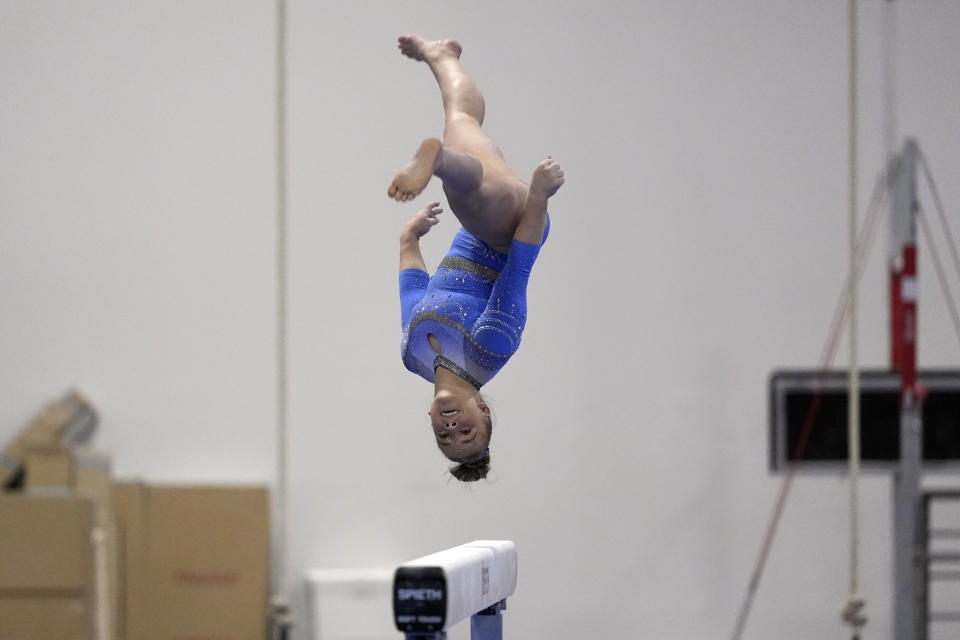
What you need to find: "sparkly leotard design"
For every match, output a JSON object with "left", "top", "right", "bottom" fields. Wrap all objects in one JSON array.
[{"left": 399, "top": 220, "right": 548, "bottom": 388}]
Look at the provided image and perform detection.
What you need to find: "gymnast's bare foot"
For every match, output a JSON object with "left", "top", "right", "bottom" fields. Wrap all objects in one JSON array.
[
  {"left": 397, "top": 34, "right": 462, "bottom": 63},
  {"left": 388, "top": 138, "right": 442, "bottom": 202}
]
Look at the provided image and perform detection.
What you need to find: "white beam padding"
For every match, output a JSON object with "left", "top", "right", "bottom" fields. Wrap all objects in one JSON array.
[{"left": 393, "top": 540, "right": 517, "bottom": 633}]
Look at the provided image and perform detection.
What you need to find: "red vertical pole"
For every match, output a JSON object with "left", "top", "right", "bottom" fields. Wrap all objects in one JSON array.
[
  {"left": 901, "top": 245, "right": 918, "bottom": 393},
  {"left": 891, "top": 244, "right": 918, "bottom": 393},
  {"left": 891, "top": 260, "right": 904, "bottom": 370}
]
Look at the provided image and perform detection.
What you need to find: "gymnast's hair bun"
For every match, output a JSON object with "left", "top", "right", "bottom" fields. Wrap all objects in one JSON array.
[{"left": 449, "top": 453, "right": 491, "bottom": 482}]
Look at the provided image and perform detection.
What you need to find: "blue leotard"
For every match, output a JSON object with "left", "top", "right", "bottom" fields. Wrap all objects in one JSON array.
[{"left": 399, "top": 219, "right": 549, "bottom": 388}]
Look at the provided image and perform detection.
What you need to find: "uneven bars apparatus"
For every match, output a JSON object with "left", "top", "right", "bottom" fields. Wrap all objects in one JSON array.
[{"left": 393, "top": 540, "right": 517, "bottom": 640}]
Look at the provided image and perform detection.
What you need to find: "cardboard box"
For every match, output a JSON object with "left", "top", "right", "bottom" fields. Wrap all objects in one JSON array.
[
  {"left": 0, "top": 494, "right": 94, "bottom": 590},
  {"left": 24, "top": 445, "right": 74, "bottom": 488},
  {"left": 19, "top": 446, "right": 119, "bottom": 640},
  {"left": 113, "top": 483, "right": 270, "bottom": 640},
  {"left": 2, "top": 391, "right": 97, "bottom": 487},
  {"left": 0, "top": 494, "right": 95, "bottom": 640},
  {"left": 0, "top": 596, "right": 89, "bottom": 639},
  {"left": 24, "top": 445, "right": 113, "bottom": 501}
]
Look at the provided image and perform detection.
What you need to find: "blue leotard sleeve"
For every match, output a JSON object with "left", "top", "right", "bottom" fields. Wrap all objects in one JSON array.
[
  {"left": 399, "top": 268, "right": 429, "bottom": 328},
  {"left": 470, "top": 239, "right": 541, "bottom": 355}
]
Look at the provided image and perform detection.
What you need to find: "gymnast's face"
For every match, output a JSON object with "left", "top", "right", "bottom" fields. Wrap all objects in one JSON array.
[{"left": 429, "top": 390, "right": 490, "bottom": 461}]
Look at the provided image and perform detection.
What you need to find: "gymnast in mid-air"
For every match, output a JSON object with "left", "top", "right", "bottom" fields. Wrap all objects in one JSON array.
[{"left": 389, "top": 34, "right": 564, "bottom": 481}]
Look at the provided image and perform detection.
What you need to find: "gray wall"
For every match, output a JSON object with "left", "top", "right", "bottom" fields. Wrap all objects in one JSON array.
[{"left": 2, "top": 2, "right": 959, "bottom": 639}]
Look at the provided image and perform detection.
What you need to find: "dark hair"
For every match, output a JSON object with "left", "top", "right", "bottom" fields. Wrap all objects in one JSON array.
[{"left": 448, "top": 414, "right": 493, "bottom": 482}]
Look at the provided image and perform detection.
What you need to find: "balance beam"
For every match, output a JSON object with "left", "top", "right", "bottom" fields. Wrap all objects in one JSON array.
[{"left": 393, "top": 540, "right": 517, "bottom": 639}]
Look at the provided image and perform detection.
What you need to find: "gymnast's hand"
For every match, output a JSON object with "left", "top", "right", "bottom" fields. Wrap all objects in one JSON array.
[{"left": 402, "top": 201, "right": 443, "bottom": 240}]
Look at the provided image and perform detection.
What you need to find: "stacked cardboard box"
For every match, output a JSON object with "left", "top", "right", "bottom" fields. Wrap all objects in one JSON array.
[
  {"left": 0, "top": 390, "right": 113, "bottom": 640},
  {"left": 113, "top": 483, "right": 270, "bottom": 640},
  {"left": 1, "top": 394, "right": 271, "bottom": 640},
  {"left": 1, "top": 391, "right": 97, "bottom": 488},
  {"left": 0, "top": 444, "right": 120, "bottom": 640},
  {"left": 0, "top": 493, "right": 96, "bottom": 640}
]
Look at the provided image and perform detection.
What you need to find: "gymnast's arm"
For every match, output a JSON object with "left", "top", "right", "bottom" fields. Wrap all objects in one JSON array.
[
  {"left": 472, "top": 240, "right": 540, "bottom": 355},
  {"left": 399, "top": 232, "right": 428, "bottom": 273},
  {"left": 471, "top": 159, "right": 563, "bottom": 353},
  {"left": 399, "top": 202, "right": 442, "bottom": 327},
  {"left": 399, "top": 201, "right": 443, "bottom": 272}
]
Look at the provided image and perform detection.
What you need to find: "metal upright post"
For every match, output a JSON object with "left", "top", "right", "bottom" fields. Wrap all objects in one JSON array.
[
  {"left": 894, "top": 393, "right": 924, "bottom": 640},
  {"left": 889, "top": 139, "right": 924, "bottom": 640},
  {"left": 470, "top": 600, "right": 506, "bottom": 640}
]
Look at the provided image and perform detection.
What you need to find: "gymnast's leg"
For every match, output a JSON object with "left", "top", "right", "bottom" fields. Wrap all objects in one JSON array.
[
  {"left": 514, "top": 157, "right": 564, "bottom": 246},
  {"left": 387, "top": 35, "right": 528, "bottom": 251},
  {"left": 387, "top": 35, "right": 486, "bottom": 196}
]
